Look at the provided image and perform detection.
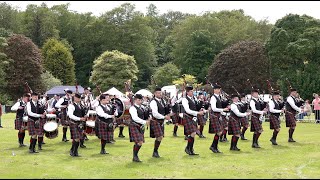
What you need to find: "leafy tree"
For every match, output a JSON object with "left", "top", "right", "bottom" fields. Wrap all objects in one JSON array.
[
  {"left": 0, "top": 29, "right": 10, "bottom": 103},
  {"left": 41, "top": 71, "right": 63, "bottom": 91},
  {"left": 0, "top": 2, "right": 22, "bottom": 32},
  {"left": 148, "top": 62, "right": 181, "bottom": 90},
  {"left": 207, "top": 41, "right": 269, "bottom": 94},
  {"left": 89, "top": 50, "right": 139, "bottom": 93},
  {"left": 4, "top": 34, "right": 45, "bottom": 100},
  {"left": 42, "top": 38, "right": 76, "bottom": 85},
  {"left": 172, "top": 74, "right": 198, "bottom": 90}
]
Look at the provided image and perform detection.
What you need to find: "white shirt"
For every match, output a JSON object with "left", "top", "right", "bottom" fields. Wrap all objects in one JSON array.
[
  {"left": 11, "top": 101, "right": 27, "bottom": 111},
  {"left": 96, "top": 104, "right": 116, "bottom": 119},
  {"left": 91, "top": 99, "right": 100, "bottom": 110},
  {"left": 27, "top": 101, "right": 42, "bottom": 118},
  {"left": 67, "top": 103, "right": 83, "bottom": 121},
  {"left": 286, "top": 96, "right": 302, "bottom": 113},
  {"left": 129, "top": 104, "right": 146, "bottom": 125},
  {"left": 230, "top": 103, "right": 247, "bottom": 117},
  {"left": 250, "top": 97, "right": 264, "bottom": 115},
  {"left": 269, "top": 99, "right": 282, "bottom": 113},
  {"left": 55, "top": 96, "right": 71, "bottom": 109},
  {"left": 150, "top": 98, "right": 165, "bottom": 120},
  {"left": 182, "top": 96, "right": 198, "bottom": 117},
  {"left": 210, "top": 94, "right": 224, "bottom": 113}
]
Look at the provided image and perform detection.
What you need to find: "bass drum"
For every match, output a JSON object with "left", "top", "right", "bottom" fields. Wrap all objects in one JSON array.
[{"left": 111, "top": 97, "right": 131, "bottom": 121}]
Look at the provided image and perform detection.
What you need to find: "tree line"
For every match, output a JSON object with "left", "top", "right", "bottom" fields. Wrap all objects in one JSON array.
[{"left": 0, "top": 2, "right": 319, "bottom": 103}]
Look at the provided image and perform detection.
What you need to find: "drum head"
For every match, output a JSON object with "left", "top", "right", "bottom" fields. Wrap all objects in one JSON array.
[
  {"left": 44, "top": 121, "right": 58, "bottom": 132},
  {"left": 88, "top": 110, "right": 96, "bottom": 115},
  {"left": 86, "top": 120, "right": 95, "bottom": 127},
  {"left": 46, "top": 114, "right": 56, "bottom": 119},
  {"left": 23, "top": 116, "right": 28, "bottom": 122}
]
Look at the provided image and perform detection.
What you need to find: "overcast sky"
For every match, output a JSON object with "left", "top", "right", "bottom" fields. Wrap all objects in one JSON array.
[{"left": 3, "top": 1, "right": 320, "bottom": 24}]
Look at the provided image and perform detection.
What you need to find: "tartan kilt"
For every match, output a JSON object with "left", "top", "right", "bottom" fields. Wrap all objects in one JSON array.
[
  {"left": 69, "top": 121, "right": 83, "bottom": 140},
  {"left": 221, "top": 115, "right": 228, "bottom": 129},
  {"left": 60, "top": 109, "right": 69, "bottom": 126},
  {"left": 269, "top": 114, "right": 281, "bottom": 129},
  {"left": 129, "top": 123, "right": 145, "bottom": 143},
  {"left": 228, "top": 115, "right": 241, "bottom": 135},
  {"left": 150, "top": 119, "right": 164, "bottom": 138},
  {"left": 197, "top": 114, "right": 206, "bottom": 126},
  {"left": 208, "top": 112, "right": 223, "bottom": 134},
  {"left": 183, "top": 114, "right": 198, "bottom": 135},
  {"left": 239, "top": 117, "right": 249, "bottom": 127},
  {"left": 14, "top": 118, "right": 25, "bottom": 130},
  {"left": 172, "top": 113, "right": 184, "bottom": 125},
  {"left": 98, "top": 121, "right": 114, "bottom": 141},
  {"left": 27, "top": 119, "right": 44, "bottom": 136},
  {"left": 285, "top": 111, "right": 296, "bottom": 128},
  {"left": 250, "top": 114, "right": 263, "bottom": 132}
]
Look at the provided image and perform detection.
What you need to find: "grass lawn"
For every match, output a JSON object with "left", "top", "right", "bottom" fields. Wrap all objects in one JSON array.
[{"left": 0, "top": 113, "right": 320, "bottom": 179}]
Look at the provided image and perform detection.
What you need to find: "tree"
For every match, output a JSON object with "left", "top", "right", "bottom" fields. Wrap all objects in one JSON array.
[
  {"left": 42, "top": 38, "right": 76, "bottom": 85},
  {"left": 266, "top": 14, "right": 320, "bottom": 99},
  {"left": 172, "top": 74, "right": 198, "bottom": 90},
  {"left": 0, "top": 2, "right": 22, "bottom": 33},
  {"left": 0, "top": 29, "right": 10, "bottom": 103},
  {"left": 148, "top": 62, "right": 181, "bottom": 90},
  {"left": 41, "top": 71, "right": 62, "bottom": 91},
  {"left": 4, "top": 34, "right": 45, "bottom": 100},
  {"left": 207, "top": 41, "right": 269, "bottom": 94},
  {"left": 89, "top": 50, "right": 139, "bottom": 93}
]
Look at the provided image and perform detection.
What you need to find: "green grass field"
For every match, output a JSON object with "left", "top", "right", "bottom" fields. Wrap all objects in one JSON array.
[{"left": 0, "top": 113, "right": 320, "bottom": 179}]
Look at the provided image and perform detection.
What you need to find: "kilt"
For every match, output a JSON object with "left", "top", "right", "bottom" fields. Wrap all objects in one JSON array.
[
  {"left": 60, "top": 109, "right": 69, "bottom": 126},
  {"left": 69, "top": 121, "right": 83, "bottom": 140},
  {"left": 129, "top": 122, "right": 145, "bottom": 143},
  {"left": 197, "top": 114, "right": 206, "bottom": 126},
  {"left": 183, "top": 113, "right": 198, "bottom": 135},
  {"left": 269, "top": 114, "right": 281, "bottom": 129},
  {"left": 150, "top": 119, "right": 164, "bottom": 138},
  {"left": 239, "top": 117, "right": 249, "bottom": 127},
  {"left": 285, "top": 111, "right": 296, "bottom": 128},
  {"left": 221, "top": 115, "right": 228, "bottom": 129},
  {"left": 98, "top": 120, "right": 114, "bottom": 141},
  {"left": 228, "top": 115, "right": 241, "bottom": 135},
  {"left": 116, "top": 118, "right": 125, "bottom": 126},
  {"left": 172, "top": 113, "right": 183, "bottom": 125},
  {"left": 27, "top": 118, "right": 44, "bottom": 136},
  {"left": 14, "top": 118, "right": 25, "bottom": 130},
  {"left": 250, "top": 114, "right": 263, "bottom": 132},
  {"left": 208, "top": 112, "right": 223, "bottom": 134}
]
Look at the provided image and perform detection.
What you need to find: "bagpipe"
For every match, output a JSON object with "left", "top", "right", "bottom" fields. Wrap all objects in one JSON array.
[{"left": 247, "top": 79, "right": 267, "bottom": 110}]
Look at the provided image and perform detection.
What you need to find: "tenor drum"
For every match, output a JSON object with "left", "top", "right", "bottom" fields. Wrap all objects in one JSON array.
[
  {"left": 44, "top": 114, "right": 59, "bottom": 139},
  {"left": 85, "top": 110, "right": 96, "bottom": 136},
  {"left": 111, "top": 97, "right": 131, "bottom": 121}
]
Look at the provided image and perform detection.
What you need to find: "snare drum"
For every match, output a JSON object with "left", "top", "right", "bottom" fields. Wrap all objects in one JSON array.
[
  {"left": 87, "top": 110, "right": 97, "bottom": 121},
  {"left": 44, "top": 114, "right": 59, "bottom": 139},
  {"left": 85, "top": 120, "right": 96, "bottom": 136},
  {"left": 22, "top": 116, "right": 28, "bottom": 130}
]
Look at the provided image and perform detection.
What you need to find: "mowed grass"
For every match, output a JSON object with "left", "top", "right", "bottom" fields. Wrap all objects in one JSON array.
[{"left": 0, "top": 113, "right": 320, "bottom": 179}]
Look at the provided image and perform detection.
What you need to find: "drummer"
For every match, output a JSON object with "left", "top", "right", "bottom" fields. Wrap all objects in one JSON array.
[{"left": 96, "top": 94, "right": 118, "bottom": 154}]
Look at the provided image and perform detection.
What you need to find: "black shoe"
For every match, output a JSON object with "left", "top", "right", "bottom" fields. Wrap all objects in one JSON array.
[
  {"left": 231, "top": 146, "right": 241, "bottom": 151},
  {"left": 185, "top": 147, "right": 191, "bottom": 155},
  {"left": 29, "top": 148, "right": 39, "bottom": 153},
  {"left": 41, "top": 142, "right": 46, "bottom": 145},
  {"left": 209, "top": 146, "right": 221, "bottom": 153},
  {"left": 106, "top": 141, "right": 115, "bottom": 144},
  {"left": 19, "top": 143, "right": 26, "bottom": 147},
  {"left": 70, "top": 149, "right": 75, "bottom": 157},
  {"left": 118, "top": 134, "right": 125, "bottom": 138},
  {"left": 80, "top": 144, "right": 86, "bottom": 148},
  {"left": 173, "top": 133, "right": 177, "bottom": 137},
  {"left": 252, "top": 143, "right": 261, "bottom": 148},
  {"left": 288, "top": 138, "right": 296, "bottom": 142},
  {"left": 133, "top": 156, "right": 142, "bottom": 162},
  {"left": 270, "top": 138, "right": 278, "bottom": 145},
  {"left": 152, "top": 151, "right": 160, "bottom": 158},
  {"left": 100, "top": 149, "right": 109, "bottom": 154},
  {"left": 62, "top": 138, "right": 69, "bottom": 142},
  {"left": 240, "top": 134, "right": 247, "bottom": 140},
  {"left": 223, "top": 137, "right": 228, "bottom": 142},
  {"left": 38, "top": 145, "right": 42, "bottom": 150},
  {"left": 189, "top": 149, "right": 199, "bottom": 156},
  {"left": 199, "top": 134, "right": 206, "bottom": 138},
  {"left": 111, "top": 139, "right": 116, "bottom": 142},
  {"left": 184, "top": 136, "right": 188, "bottom": 140},
  {"left": 0, "top": 126, "right": 3, "bottom": 128},
  {"left": 84, "top": 136, "right": 89, "bottom": 141}
]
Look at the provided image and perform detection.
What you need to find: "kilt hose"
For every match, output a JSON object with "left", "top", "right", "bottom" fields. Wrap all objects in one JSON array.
[
  {"left": 228, "top": 115, "right": 241, "bottom": 135},
  {"left": 97, "top": 120, "right": 114, "bottom": 142},
  {"left": 269, "top": 114, "right": 281, "bottom": 130},
  {"left": 27, "top": 118, "right": 44, "bottom": 136},
  {"left": 250, "top": 114, "right": 263, "bottom": 132},
  {"left": 129, "top": 122, "right": 145, "bottom": 143},
  {"left": 150, "top": 119, "right": 164, "bottom": 138},
  {"left": 183, "top": 113, "right": 199, "bottom": 135},
  {"left": 197, "top": 114, "right": 206, "bottom": 126},
  {"left": 221, "top": 115, "right": 228, "bottom": 129},
  {"left": 285, "top": 111, "right": 296, "bottom": 128},
  {"left": 95, "top": 119, "right": 100, "bottom": 137},
  {"left": 239, "top": 117, "right": 249, "bottom": 127},
  {"left": 69, "top": 121, "right": 83, "bottom": 140},
  {"left": 208, "top": 112, "right": 223, "bottom": 134},
  {"left": 60, "top": 109, "right": 69, "bottom": 126}
]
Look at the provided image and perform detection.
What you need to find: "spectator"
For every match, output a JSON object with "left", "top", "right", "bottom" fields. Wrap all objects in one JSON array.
[
  {"left": 0, "top": 101, "right": 2, "bottom": 128},
  {"left": 312, "top": 94, "right": 320, "bottom": 123},
  {"left": 298, "top": 100, "right": 312, "bottom": 120}
]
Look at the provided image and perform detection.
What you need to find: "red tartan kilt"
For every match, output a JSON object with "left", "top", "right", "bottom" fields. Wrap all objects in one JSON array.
[
  {"left": 269, "top": 114, "right": 281, "bottom": 129},
  {"left": 69, "top": 122, "right": 83, "bottom": 140},
  {"left": 228, "top": 115, "right": 241, "bottom": 135},
  {"left": 197, "top": 114, "right": 206, "bottom": 126},
  {"left": 150, "top": 119, "right": 164, "bottom": 138},
  {"left": 221, "top": 115, "right": 228, "bottom": 129},
  {"left": 250, "top": 114, "right": 263, "bottom": 132},
  {"left": 60, "top": 110, "right": 69, "bottom": 126},
  {"left": 129, "top": 123, "right": 144, "bottom": 143},
  {"left": 27, "top": 119, "right": 44, "bottom": 136},
  {"left": 15, "top": 118, "right": 25, "bottom": 130},
  {"left": 98, "top": 121, "right": 114, "bottom": 141},
  {"left": 183, "top": 114, "right": 198, "bottom": 135},
  {"left": 208, "top": 112, "right": 223, "bottom": 134},
  {"left": 285, "top": 112, "right": 296, "bottom": 128},
  {"left": 239, "top": 117, "right": 249, "bottom": 127}
]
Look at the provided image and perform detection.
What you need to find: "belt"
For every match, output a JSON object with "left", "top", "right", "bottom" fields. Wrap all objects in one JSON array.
[{"left": 28, "top": 116, "right": 40, "bottom": 121}]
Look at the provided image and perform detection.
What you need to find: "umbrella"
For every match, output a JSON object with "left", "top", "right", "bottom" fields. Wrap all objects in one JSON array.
[{"left": 135, "top": 89, "right": 153, "bottom": 98}]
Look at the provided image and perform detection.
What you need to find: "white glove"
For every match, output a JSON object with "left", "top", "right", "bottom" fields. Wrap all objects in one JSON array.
[
  {"left": 221, "top": 112, "right": 227, "bottom": 116},
  {"left": 192, "top": 117, "right": 197, "bottom": 122}
]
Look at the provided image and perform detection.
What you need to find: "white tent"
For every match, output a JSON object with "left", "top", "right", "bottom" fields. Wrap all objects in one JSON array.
[
  {"left": 161, "top": 85, "right": 177, "bottom": 98},
  {"left": 135, "top": 89, "right": 153, "bottom": 98},
  {"left": 104, "top": 87, "right": 124, "bottom": 97}
]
